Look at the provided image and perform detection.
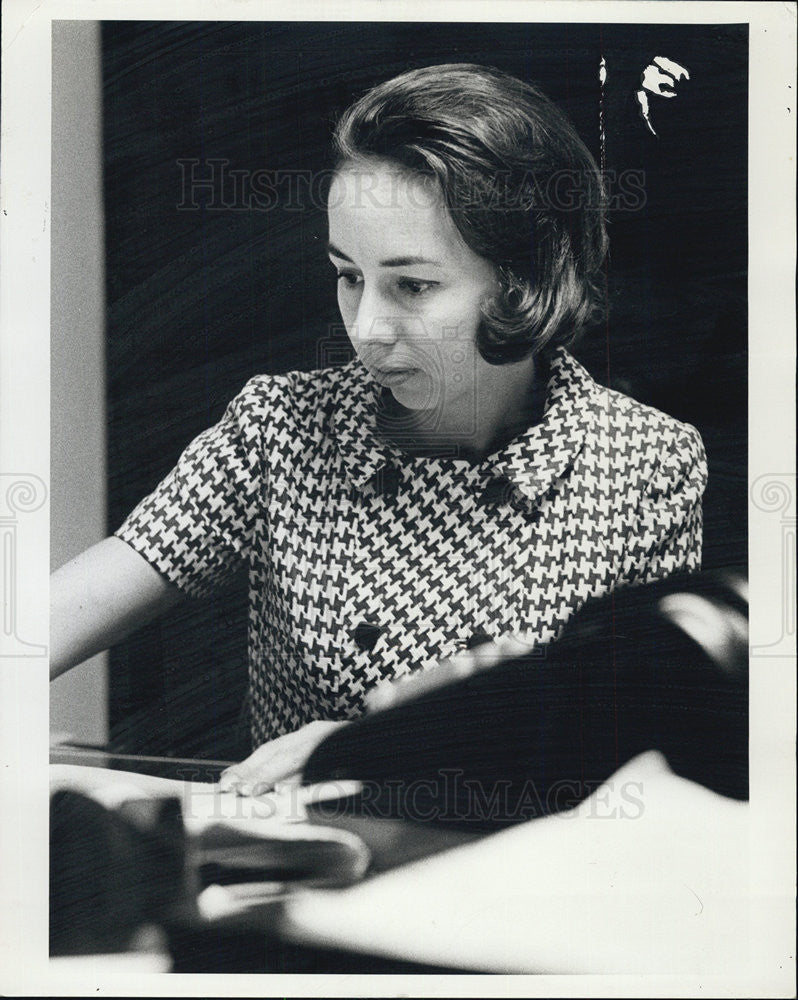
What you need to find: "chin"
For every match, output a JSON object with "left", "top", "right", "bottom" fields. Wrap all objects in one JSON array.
[{"left": 389, "top": 373, "right": 439, "bottom": 411}]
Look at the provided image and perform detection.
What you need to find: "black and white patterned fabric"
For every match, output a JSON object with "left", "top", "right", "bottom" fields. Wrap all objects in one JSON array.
[{"left": 116, "top": 347, "right": 707, "bottom": 745}]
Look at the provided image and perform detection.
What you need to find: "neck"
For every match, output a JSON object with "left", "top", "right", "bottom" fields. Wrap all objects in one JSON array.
[{"left": 377, "top": 353, "right": 548, "bottom": 463}]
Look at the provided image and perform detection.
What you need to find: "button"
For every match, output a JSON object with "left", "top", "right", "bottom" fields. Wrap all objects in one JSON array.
[
  {"left": 352, "top": 622, "right": 384, "bottom": 653},
  {"left": 368, "top": 466, "right": 402, "bottom": 497},
  {"left": 476, "top": 476, "right": 513, "bottom": 506}
]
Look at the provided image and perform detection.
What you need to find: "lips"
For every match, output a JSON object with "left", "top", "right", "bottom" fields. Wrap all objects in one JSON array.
[{"left": 373, "top": 367, "right": 419, "bottom": 387}]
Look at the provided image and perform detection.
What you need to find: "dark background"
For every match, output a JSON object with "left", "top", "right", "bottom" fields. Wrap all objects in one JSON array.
[{"left": 101, "top": 21, "right": 748, "bottom": 758}]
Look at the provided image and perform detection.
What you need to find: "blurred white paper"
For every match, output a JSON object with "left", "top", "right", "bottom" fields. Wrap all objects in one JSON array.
[{"left": 283, "top": 751, "right": 752, "bottom": 975}]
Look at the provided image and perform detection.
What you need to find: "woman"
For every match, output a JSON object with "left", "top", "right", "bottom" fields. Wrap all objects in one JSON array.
[{"left": 51, "top": 64, "right": 706, "bottom": 793}]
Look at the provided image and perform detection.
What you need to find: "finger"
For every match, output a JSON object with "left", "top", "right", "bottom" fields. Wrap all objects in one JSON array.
[
  {"left": 364, "top": 681, "right": 396, "bottom": 713},
  {"left": 218, "top": 767, "right": 240, "bottom": 791},
  {"left": 219, "top": 755, "right": 288, "bottom": 795},
  {"left": 377, "top": 645, "right": 497, "bottom": 710},
  {"left": 364, "top": 667, "right": 446, "bottom": 713},
  {"left": 464, "top": 634, "right": 535, "bottom": 672},
  {"left": 219, "top": 768, "right": 256, "bottom": 796},
  {"left": 386, "top": 665, "right": 460, "bottom": 708},
  {"left": 366, "top": 636, "right": 536, "bottom": 713},
  {"left": 220, "top": 722, "right": 346, "bottom": 794},
  {"left": 233, "top": 755, "right": 298, "bottom": 794}
]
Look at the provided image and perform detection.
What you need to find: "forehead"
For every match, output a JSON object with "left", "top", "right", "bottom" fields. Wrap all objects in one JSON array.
[{"left": 327, "top": 162, "right": 472, "bottom": 265}]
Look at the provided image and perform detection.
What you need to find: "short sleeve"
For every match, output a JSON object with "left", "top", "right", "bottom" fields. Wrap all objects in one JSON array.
[
  {"left": 114, "top": 377, "right": 270, "bottom": 599},
  {"left": 621, "top": 423, "right": 708, "bottom": 586}
]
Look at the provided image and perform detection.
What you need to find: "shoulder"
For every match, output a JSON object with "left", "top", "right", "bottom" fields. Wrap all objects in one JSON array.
[
  {"left": 600, "top": 390, "right": 707, "bottom": 576},
  {"left": 222, "top": 360, "right": 361, "bottom": 434},
  {"left": 556, "top": 351, "right": 707, "bottom": 494},
  {"left": 600, "top": 384, "right": 704, "bottom": 460},
  {"left": 604, "top": 388, "right": 705, "bottom": 495},
  {"left": 226, "top": 363, "right": 340, "bottom": 411}
]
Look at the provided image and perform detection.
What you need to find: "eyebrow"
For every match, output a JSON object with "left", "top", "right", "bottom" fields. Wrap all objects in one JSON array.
[{"left": 327, "top": 242, "right": 442, "bottom": 268}]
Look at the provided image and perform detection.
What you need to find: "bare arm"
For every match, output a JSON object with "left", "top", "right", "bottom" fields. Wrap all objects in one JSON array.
[{"left": 50, "top": 536, "right": 186, "bottom": 680}]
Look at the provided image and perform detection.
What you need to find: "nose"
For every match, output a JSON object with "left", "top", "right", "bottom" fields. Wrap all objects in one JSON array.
[{"left": 352, "top": 285, "right": 399, "bottom": 347}]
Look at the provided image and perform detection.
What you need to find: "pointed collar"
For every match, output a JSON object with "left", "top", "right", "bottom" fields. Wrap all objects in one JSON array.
[
  {"left": 329, "top": 357, "right": 407, "bottom": 492},
  {"left": 486, "top": 347, "right": 601, "bottom": 503},
  {"left": 330, "top": 347, "right": 601, "bottom": 502}
]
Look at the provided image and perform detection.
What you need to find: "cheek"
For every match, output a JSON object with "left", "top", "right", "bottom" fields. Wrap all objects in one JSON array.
[
  {"left": 440, "top": 285, "right": 485, "bottom": 330},
  {"left": 432, "top": 297, "right": 482, "bottom": 354},
  {"left": 337, "top": 287, "right": 359, "bottom": 330},
  {"left": 440, "top": 340, "right": 478, "bottom": 390},
  {"left": 412, "top": 320, "right": 477, "bottom": 391},
  {"left": 438, "top": 302, "right": 482, "bottom": 384}
]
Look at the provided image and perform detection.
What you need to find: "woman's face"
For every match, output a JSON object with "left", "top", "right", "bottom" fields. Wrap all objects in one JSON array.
[{"left": 327, "top": 161, "right": 499, "bottom": 413}]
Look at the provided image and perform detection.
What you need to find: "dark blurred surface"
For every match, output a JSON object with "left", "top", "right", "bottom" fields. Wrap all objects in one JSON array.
[
  {"left": 50, "top": 789, "right": 187, "bottom": 955},
  {"left": 304, "top": 570, "right": 749, "bottom": 829},
  {"left": 102, "top": 22, "right": 747, "bottom": 758}
]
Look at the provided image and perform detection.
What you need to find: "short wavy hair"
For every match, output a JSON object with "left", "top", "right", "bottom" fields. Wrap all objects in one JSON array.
[{"left": 332, "top": 63, "right": 608, "bottom": 363}]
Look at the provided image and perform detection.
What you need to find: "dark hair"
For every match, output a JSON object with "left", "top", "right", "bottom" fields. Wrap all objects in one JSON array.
[{"left": 332, "top": 63, "right": 608, "bottom": 363}]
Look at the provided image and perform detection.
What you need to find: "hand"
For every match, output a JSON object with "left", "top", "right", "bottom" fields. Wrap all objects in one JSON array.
[
  {"left": 365, "top": 633, "right": 535, "bottom": 713},
  {"left": 219, "top": 720, "right": 347, "bottom": 796}
]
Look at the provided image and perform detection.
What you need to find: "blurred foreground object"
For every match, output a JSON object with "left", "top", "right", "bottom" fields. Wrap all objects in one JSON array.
[
  {"left": 49, "top": 789, "right": 187, "bottom": 956},
  {"left": 50, "top": 766, "right": 369, "bottom": 959},
  {"left": 286, "top": 749, "right": 751, "bottom": 975},
  {"left": 304, "top": 571, "right": 748, "bottom": 828}
]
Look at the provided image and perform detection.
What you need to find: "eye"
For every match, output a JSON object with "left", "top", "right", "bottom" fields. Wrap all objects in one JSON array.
[
  {"left": 335, "top": 271, "right": 362, "bottom": 289},
  {"left": 397, "top": 278, "right": 436, "bottom": 296}
]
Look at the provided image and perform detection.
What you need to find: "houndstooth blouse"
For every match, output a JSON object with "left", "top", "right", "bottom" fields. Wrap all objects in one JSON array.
[{"left": 116, "top": 347, "right": 707, "bottom": 745}]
